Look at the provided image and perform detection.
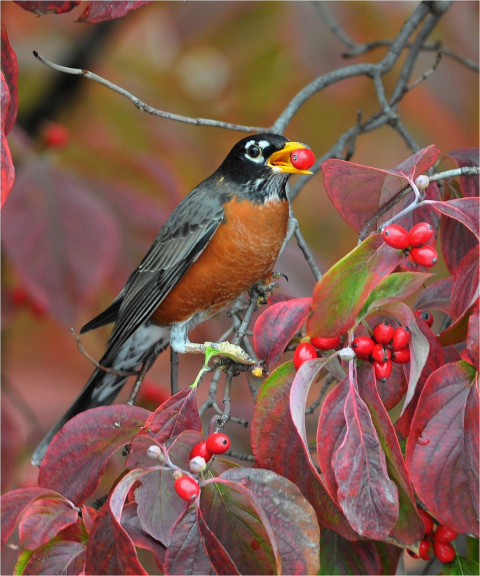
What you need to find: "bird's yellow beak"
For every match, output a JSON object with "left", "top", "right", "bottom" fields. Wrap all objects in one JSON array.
[{"left": 267, "top": 142, "right": 313, "bottom": 175}]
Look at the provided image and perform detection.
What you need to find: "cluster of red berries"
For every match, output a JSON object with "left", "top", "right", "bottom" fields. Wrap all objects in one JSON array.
[
  {"left": 352, "top": 321, "right": 410, "bottom": 382},
  {"left": 293, "top": 336, "right": 342, "bottom": 370},
  {"left": 173, "top": 433, "right": 231, "bottom": 501},
  {"left": 10, "top": 286, "right": 46, "bottom": 318},
  {"left": 382, "top": 222, "right": 437, "bottom": 268},
  {"left": 408, "top": 508, "right": 457, "bottom": 563}
]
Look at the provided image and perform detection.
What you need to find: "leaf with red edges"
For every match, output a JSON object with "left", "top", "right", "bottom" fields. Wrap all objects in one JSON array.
[
  {"left": 451, "top": 245, "right": 479, "bottom": 320},
  {"left": 1, "top": 25, "right": 18, "bottom": 135},
  {"left": 81, "top": 506, "right": 97, "bottom": 534},
  {"left": 251, "top": 361, "right": 357, "bottom": 539},
  {"left": 1, "top": 72, "right": 14, "bottom": 209},
  {"left": 332, "top": 364, "right": 399, "bottom": 540},
  {"left": 378, "top": 362, "right": 408, "bottom": 411},
  {"left": 441, "top": 213, "right": 478, "bottom": 275},
  {"left": 38, "top": 405, "right": 150, "bottom": 505},
  {"left": 200, "top": 477, "right": 280, "bottom": 574},
  {"left": 462, "top": 305, "right": 479, "bottom": 370},
  {"left": 13, "top": 1, "right": 81, "bottom": 15},
  {"left": 430, "top": 197, "right": 479, "bottom": 239},
  {"left": 253, "top": 297, "right": 311, "bottom": 366},
  {"left": 19, "top": 498, "right": 78, "bottom": 551},
  {"left": 133, "top": 430, "right": 203, "bottom": 546},
  {"left": 1, "top": 160, "right": 122, "bottom": 325},
  {"left": 22, "top": 541, "right": 86, "bottom": 576},
  {"left": 447, "top": 148, "right": 479, "bottom": 198},
  {"left": 321, "top": 145, "right": 440, "bottom": 233},
  {"left": 77, "top": 1, "right": 152, "bottom": 22},
  {"left": 164, "top": 507, "right": 215, "bottom": 575},
  {"left": 1, "top": 487, "right": 69, "bottom": 548},
  {"left": 414, "top": 277, "right": 452, "bottom": 315},
  {"left": 307, "top": 235, "right": 403, "bottom": 338},
  {"left": 220, "top": 468, "right": 320, "bottom": 575},
  {"left": 406, "top": 361, "right": 479, "bottom": 536}
]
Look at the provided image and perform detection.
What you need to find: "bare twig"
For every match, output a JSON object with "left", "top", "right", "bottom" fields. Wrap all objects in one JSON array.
[
  {"left": 127, "top": 343, "right": 163, "bottom": 405},
  {"left": 294, "top": 225, "right": 322, "bottom": 282},
  {"left": 226, "top": 451, "right": 256, "bottom": 462},
  {"left": 170, "top": 347, "right": 179, "bottom": 396}
]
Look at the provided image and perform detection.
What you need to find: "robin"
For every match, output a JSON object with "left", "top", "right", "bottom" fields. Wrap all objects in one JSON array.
[{"left": 32, "top": 133, "right": 314, "bottom": 465}]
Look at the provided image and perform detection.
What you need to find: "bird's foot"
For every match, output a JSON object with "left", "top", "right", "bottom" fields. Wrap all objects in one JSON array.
[{"left": 252, "top": 280, "right": 280, "bottom": 306}]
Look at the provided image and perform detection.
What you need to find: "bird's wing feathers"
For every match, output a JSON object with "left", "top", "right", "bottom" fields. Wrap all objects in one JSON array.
[{"left": 103, "top": 180, "right": 227, "bottom": 362}]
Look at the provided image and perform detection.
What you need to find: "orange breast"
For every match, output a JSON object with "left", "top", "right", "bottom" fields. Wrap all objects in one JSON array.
[{"left": 152, "top": 197, "right": 289, "bottom": 326}]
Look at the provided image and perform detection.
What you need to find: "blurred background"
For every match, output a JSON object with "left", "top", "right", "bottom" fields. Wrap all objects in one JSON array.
[{"left": 1, "top": 2, "right": 478, "bottom": 567}]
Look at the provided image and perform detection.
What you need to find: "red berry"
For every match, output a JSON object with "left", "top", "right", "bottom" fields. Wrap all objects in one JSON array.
[
  {"left": 391, "top": 326, "right": 410, "bottom": 350},
  {"left": 434, "top": 525, "right": 458, "bottom": 543},
  {"left": 419, "top": 539, "right": 431, "bottom": 561},
  {"left": 206, "top": 433, "right": 230, "bottom": 455},
  {"left": 310, "top": 336, "right": 341, "bottom": 350},
  {"left": 174, "top": 476, "right": 200, "bottom": 501},
  {"left": 409, "top": 222, "right": 433, "bottom": 247},
  {"left": 290, "top": 148, "right": 315, "bottom": 170},
  {"left": 43, "top": 123, "right": 70, "bottom": 149},
  {"left": 372, "top": 343, "right": 391, "bottom": 363},
  {"left": 392, "top": 347, "right": 410, "bottom": 364},
  {"left": 373, "top": 360, "right": 392, "bottom": 381},
  {"left": 434, "top": 541, "right": 456, "bottom": 563},
  {"left": 190, "top": 442, "right": 212, "bottom": 462},
  {"left": 11, "top": 286, "right": 29, "bottom": 307},
  {"left": 382, "top": 224, "right": 410, "bottom": 250},
  {"left": 416, "top": 309, "right": 433, "bottom": 327},
  {"left": 293, "top": 342, "right": 317, "bottom": 370},
  {"left": 410, "top": 245, "right": 438, "bottom": 268},
  {"left": 373, "top": 321, "right": 394, "bottom": 344},
  {"left": 407, "top": 549, "right": 419, "bottom": 559},
  {"left": 418, "top": 508, "right": 434, "bottom": 535},
  {"left": 352, "top": 336, "right": 375, "bottom": 360}
]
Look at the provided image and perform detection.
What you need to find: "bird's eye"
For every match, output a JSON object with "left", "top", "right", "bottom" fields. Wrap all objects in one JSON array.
[{"left": 247, "top": 145, "right": 261, "bottom": 158}]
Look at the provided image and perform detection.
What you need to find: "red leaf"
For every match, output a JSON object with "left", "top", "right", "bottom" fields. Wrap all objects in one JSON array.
[
  {"left": 451, "top": 245, "right": 479, "bottom": 320},
  {"left": 1, "top": 73, "right": 15, "bottom": 209},
  {"left": 164, "top": 507, "right": 215, "bottom": 575},
  {"left": 251, "top": 361, "right": 357, "bottom": 539},
  {"left": 1, "top": 487, "right": 69, "bottom": 548},
  {"left": 406, "top": 361, "right": 479, "bottom": 536},
  {"left": 1, "top": 25, "right": 18, "bottom": 135},
  {"left": 414, "top": 277, "right": 452, "bottom": 315},
  {"left": 77, "top": 1, "right": 152, "bottom": 22},
  {"left": 462, "top": 305, "right": 479, "bottom": 370},
  {"left": 429, "top": 197, "right": 479, "bottom": 239},
  {"left": 332, "top": 364, "right": 399, "bottom": 540},
  {"left": 13, "top": 1, "right": 81, "bottom": 15},
  {"left": 321, "top": 145, "right": 440, "bottom": 233},
  {"left": 220, "top": 468, "right": 320, "bottom": 575},
  {"left": 447, "top": 148, "right": 479, "bottom": 198},
  {"left": 1, "top": 160, "right": 122, "bottom": 325},
  {"left": 38, "top": 405, "right": 150, "bottom": 505},
  {"left": 22, "top": 541, "right": 86, "bottom": 576},
  {"left": 253, "top": 297, "right": 311, "bottom": 366},
  {"left": 377, "top": 362, "right": 408, "bottom": 411},
  {"left": 307, "top": 235, "right": 403, "bottom": 338},
  {"left": 440, "top": 213, "right": 478, "bottom": 275},
  {"left": 19, "top": 498, "right": 78, "bottom": 550}
]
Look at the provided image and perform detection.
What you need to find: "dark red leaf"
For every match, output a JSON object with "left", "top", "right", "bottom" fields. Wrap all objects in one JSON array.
[
  {"left": 38, "top": 405, "right": 150, "bottom": 505},
  {"left": 440, "top": 212, "right": 478, "bottom": 275},
  {"left": 406, "top": 361, "right": 479, "bottom": 536},
  {"left": 13, "top": 1, "right": 81, "bottom": 15},
  {"left": 19, "top": 498, "right": 78, "bottom": 550},
  {"left": 319, "top": 529, "right": 401, "bottom": 575},
  {"left": 133, "top": 431, "right": 203, "bottom": 546},
  {"left": 121, "top": 503, "right": 166, "bottom": 571},
  {"left": 451, "top": 245, "right": 479, "bottom": 320},
  {"left": 164, "top": 507, "right": 215, "bottom": 575},
  {"left": 307, "top": 235, "right": 403, "bottom": 338},
  {"left": 77, "top": 1, "right": 152, "bottom": 23},
  {"left": 1, "top": 73, "right": 15, "bottom": 209},
  {"left": 331, "top": 364, "right": 399, "bottom": 540},
  {"left": 1, "top": 487, "right": 69, "bottom": 548},
  {"left": 1, "top": 160, "right": 122, "bottom": 325},
  {"left": 23, "top": 541, "right": 86, "bottom": 576},
  {"left": 253, "top": 297, "right": 311, "bottom": 366},
  {"left": 462, "top": 305, "right": 479, "bottom": 370},
  {"left": 251, "top": 362, "right": 357, "bottom": 539},
  {"left": 1, "top": 25, "right": 18, "bottom": 135},
  {"left": 377, "top": 361, "right": 408, "bottom": 410},
  {"left": 429, "top": 197, "right": 479, "bottom": 239},
  {"left": 220, "top": 468, "right": 320, "bottom": 575},
  {"left": 438, "top": 300, "right": 477, "bottom": 347},
  {"left": 321, "top": 145, "right": 440, "bottom": 233},
  {"left": 447, "top": 148, "right": 479, "bottom": 198},
  {"left": 414, "top": 277, "right": 452, "bottom": 315}
]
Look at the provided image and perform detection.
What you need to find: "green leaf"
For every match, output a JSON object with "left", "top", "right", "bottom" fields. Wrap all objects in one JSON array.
[
  {"left": 441, "top": 554, "right": 480, "bottom": 575},
  {"left": 466, "top": 536, "right": 479, "bottom": 562},
  {"left": 14, "top": 549, "right": 34, "bottom": 575},
  {"left": 358, "top": 272, "right": 431, "bottom": 320}
]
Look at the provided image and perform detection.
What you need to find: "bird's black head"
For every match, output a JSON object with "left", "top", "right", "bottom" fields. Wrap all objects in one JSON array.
[{"left": 217, "top": 134, "right": 313, "bottom": 203}]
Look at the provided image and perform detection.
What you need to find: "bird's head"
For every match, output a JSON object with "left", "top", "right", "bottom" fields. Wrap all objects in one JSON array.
[{"left": 217, "top": 134, "right": 314, "bottom": 203}]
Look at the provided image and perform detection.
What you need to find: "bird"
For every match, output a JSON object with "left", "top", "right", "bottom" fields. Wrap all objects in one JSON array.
[{"left": 32, "top": 133, "right": 314, "bottom": 465}]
